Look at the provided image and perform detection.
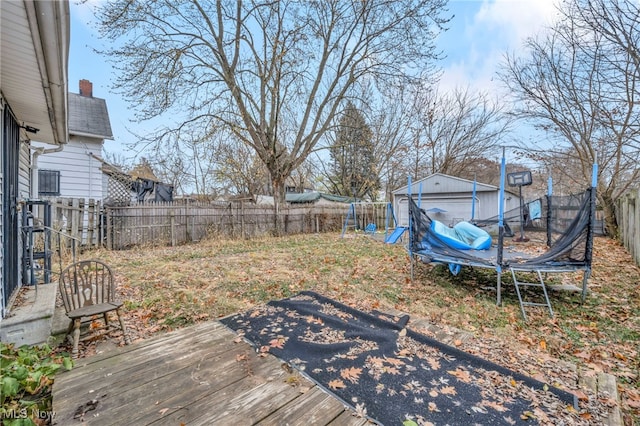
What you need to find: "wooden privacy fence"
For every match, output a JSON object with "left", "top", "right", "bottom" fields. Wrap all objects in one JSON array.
[
  {"left": 618, "top": 188, "right": 640, "bottom": 266},
  {"left": 49, "top": 198, "right": 102, "bottom": 249},
  {"left": 104, "top": 201, "right": 353, "bottom": 250},
  {"left": 41, "top": 198, "right": 394, "bottom": 250}
]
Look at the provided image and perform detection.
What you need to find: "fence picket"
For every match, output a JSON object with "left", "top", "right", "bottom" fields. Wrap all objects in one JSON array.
[
  {"left": 618, "top": 189, "right": 640, "bottom": 266},
  {"left": 42, "top": 198, "right": 395, "bottom": 250},
  {"left": 103, "top": 201, "right": 359, "bottom": 249}
]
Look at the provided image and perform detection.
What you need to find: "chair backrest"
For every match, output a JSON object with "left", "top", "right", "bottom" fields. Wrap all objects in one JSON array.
[{"left": 59, "top": 259, "right": 116, "bottom": 312}]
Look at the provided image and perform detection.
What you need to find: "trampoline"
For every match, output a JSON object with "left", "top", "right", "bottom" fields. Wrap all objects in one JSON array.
[{"left": 407, "top": 150, "right": 597, "bottom": 320}]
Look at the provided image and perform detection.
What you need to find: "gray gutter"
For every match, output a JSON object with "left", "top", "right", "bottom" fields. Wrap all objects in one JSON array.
[{"left": 24, "top": 0, "right": 70, "bottom": 146}]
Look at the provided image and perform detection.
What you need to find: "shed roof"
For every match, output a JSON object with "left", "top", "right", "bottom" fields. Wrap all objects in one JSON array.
[
  {"left": 69, "top": 92, "right": 113, "bottom": 140},
  {"left": 393, "top": 173, "right": 500, "bottom": 195}
]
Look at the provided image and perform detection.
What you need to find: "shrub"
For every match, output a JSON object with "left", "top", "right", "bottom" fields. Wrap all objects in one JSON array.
[{"left": 0, "top": 343, "right": 72, "bottom": 426}]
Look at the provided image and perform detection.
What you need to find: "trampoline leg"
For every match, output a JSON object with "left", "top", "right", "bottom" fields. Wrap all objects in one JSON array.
[
  {"left": 410, "top": 255, "right": 415, "bottom": 283},
  {"left": 496, "top": 270, "right": 502, "bottom": 306},
  {"left": 581, "top": 268, "right": 591, "bottom": 303}
]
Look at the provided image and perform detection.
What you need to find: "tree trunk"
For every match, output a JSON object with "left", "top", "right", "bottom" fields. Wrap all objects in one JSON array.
[
  {"left": 271, "top": 174, "right": 286, "bottom": 236},
  {"left": 599, "top": 192, "right": 618, "bottom": 238}
]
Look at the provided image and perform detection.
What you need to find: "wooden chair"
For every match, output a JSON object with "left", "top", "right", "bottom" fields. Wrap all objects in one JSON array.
[{"left": 58, "top": 259, "right": 131, "bottom": 357}]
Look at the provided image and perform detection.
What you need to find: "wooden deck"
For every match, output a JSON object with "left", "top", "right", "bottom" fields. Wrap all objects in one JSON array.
[{"left": 52, "top": 321, "right": 369, "bottom": 425}]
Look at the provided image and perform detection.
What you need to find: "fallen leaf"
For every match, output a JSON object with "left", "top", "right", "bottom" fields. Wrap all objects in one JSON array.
[
  {"left": 397, "top": 349, "right": 412, "bottom": 358},
  {"left": 269, "top": 338, "right": 285, "bottom": 349},
  {"left": 427, "top": 357, "right": 440, "bottom": 371},
  {"left": 440, "top": 386, "right": 457, "bottom": 396},
  {"left": 482, "top": 400, "right": 508, "bottom": 412},
  {"left": 328, "top": 379, "right": 346, "bottom": 390},
  {"left": 341, "top": 366, "right": 363, "bottom": 384},
  {"left": 448, "top": 367, "right": 472, "bottom": 383},
  {"left": 305, "top": 315, "right": 323, "bottom": 325},
  {"left": 573, "top": 389, "right": 589, "bottom": 401},
  {"left": 355, "top": 402, "right": 367, "bottom": 418},
  {"left": 385, "top": 357, "right": 405, "bottom": 367}
]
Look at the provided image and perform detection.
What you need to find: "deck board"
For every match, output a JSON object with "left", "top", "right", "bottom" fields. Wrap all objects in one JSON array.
[
  {"left": 259, "top": 386, "right": 348, "bottom": 425},
  {"left": 54, "top": 322, "right": 233, "bottom": 404},
  {"left": 52, "top": 321, "right": 367, "bottom": 425}
]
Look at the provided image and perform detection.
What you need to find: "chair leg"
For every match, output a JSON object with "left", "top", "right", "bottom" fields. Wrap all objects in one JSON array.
[
  {"left": 72, "top": 318, "right": 82, "bottom": 358},
  {"left": 116, "top": 308, "right": 131, "bottom": 345},
  {"left": 65, "top": 320, "right": 75, "bottom": 346},
  {"left": 103, "top": 312, "right": 110, "bottom": 328}
]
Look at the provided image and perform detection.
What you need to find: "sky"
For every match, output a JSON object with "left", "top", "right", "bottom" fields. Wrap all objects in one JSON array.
[{"left": 68, "top": 0, "right": 560, "bottom": 162}]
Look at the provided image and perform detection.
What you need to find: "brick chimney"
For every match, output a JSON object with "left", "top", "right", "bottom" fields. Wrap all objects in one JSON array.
[{"left": 79, "top": 79, "right": 93, "bottom": 97}]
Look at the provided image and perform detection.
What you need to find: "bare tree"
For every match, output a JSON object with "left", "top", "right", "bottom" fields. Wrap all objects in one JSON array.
[
  {"left": 102, "top": 151, "right": 133, "bottom": 172},
  {"left": 367, "top": 85, "right": 417, "bottom": 200},
  {"left": 94, "top": 0, "right": 449, "bottom": 231},
  {"left": 147, "top": 127, "right": 221, "bottom": 196},
  {"left": 288, "top": 159, "right": 316, "bottom": 194},
  {"left": 500, "top": 0, "right": 640, "bottom": 235},
  {"left": 149, "top": 151, "right": 191, "bottom": 195},
  {"left": 391, "top": 85, "right": 511, "bottom": 185},
  {"left": 211, "top": 137, "right": 270, "bottom": 201}
]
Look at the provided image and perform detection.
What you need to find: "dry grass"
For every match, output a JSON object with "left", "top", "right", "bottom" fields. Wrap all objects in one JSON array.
[{"left": 65, "top": 232, "right": 639, "bottom": 423}]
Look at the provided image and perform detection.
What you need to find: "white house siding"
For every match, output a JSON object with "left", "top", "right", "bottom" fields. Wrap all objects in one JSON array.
[
  {"left": 19, "top": 141, "right": 31, "bottom": 199},
  {"left": 0, "top": 169, "right": 3, "bottom": 316},
  {"left": 17, "top": 142, "right": 31, "bottom": 290},
  {"left": 32, "top": 136, "right": 104, "bottom": 200},
  {"left": 0, "top": 101, "right": 4, "bottom": 314},
  {"left": 102, "top": 172, "right": 108, "bottom": 198}
]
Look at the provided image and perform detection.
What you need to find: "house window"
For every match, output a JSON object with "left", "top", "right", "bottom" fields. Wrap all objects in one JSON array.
[{"left": 38, "top": 169, "right": 60, "bottom": 196}]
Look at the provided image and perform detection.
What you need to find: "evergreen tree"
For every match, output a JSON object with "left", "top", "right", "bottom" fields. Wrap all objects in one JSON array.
[{"left": 329, "top": 103, "right": 380, "bottom": 200}]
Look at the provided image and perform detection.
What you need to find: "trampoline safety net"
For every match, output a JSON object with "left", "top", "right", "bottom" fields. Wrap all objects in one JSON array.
[{"left": 408, "top": 187, "right": 596, "bottom": 269}]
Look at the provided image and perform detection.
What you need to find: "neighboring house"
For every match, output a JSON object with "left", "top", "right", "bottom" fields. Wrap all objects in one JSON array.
[
  {"left": 285, "top": 192, "right": 353, "bottom": 205},
  {"left": 31, "top": 79, "right": 113, "bottom": 201},
  {"left": 32, "top": 81, "right": 173, "bottom": 207},
  {"left": 255, "top": 192, "right": 352, "bottom": 206},
  {"left": 1, "top": 1, "right": 69, "bottom": 318},
  {"left": 392, "top": 173, "right": 522, "bottom": 227}
]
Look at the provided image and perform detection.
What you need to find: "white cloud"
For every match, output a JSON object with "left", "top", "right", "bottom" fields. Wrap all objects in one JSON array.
[
  {"left": 439, "top": 0, "right": 560, "bottom": 95},
  {"left": 473, "top": 0, "right": 558, "bottom": 46},
  {"left": 70, "top": 0, "right": 99, "bottom": 30}
]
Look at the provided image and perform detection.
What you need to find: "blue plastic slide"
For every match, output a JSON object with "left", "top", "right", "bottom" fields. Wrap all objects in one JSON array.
[{"left": 385, "top": 227, "right": 407, "bottom": 244}]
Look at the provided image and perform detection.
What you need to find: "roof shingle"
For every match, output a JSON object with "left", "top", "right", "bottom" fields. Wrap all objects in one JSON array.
[{"left": 68, "top": 92, "right": 113, "bottom": 139}]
